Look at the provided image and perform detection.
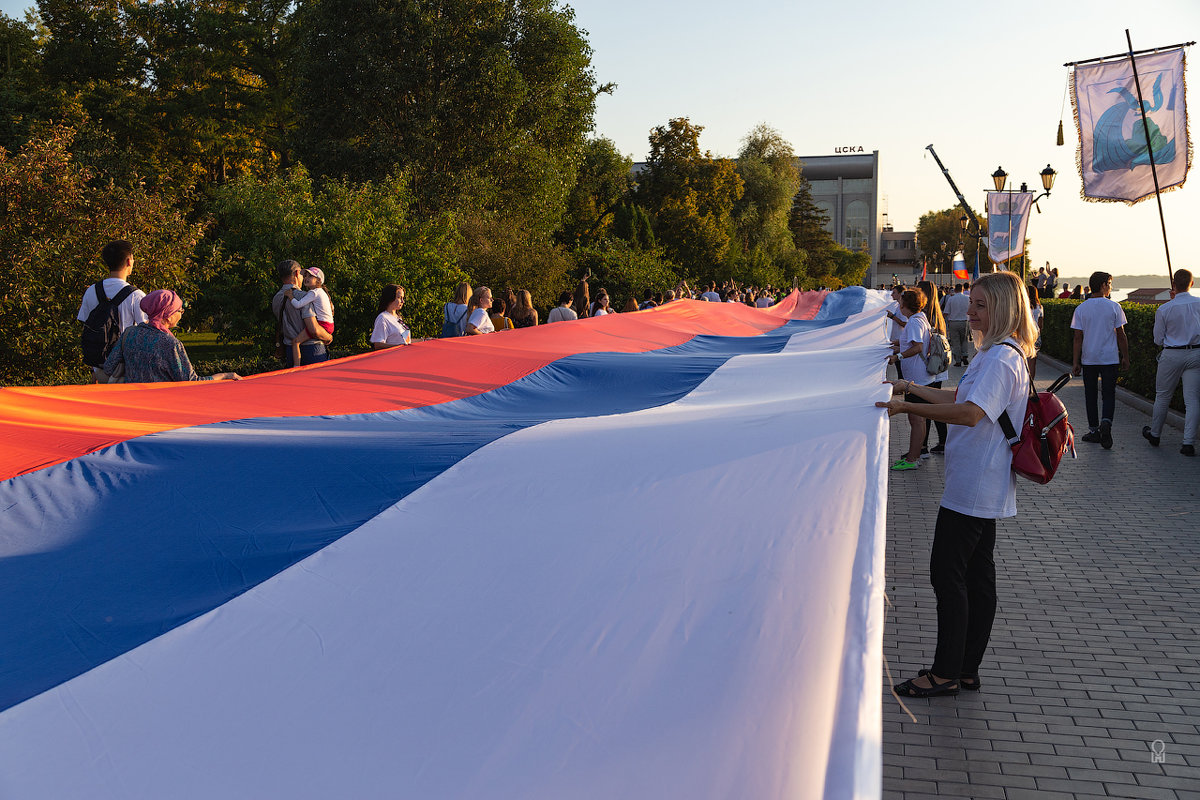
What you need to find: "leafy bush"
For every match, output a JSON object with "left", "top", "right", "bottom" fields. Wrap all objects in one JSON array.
[
  {"left": 0, "top": 126, "right": 207, "bottom": 384},
  {"left": 570, "top": 239, "right": 680, "bottom": 311},
  {"left": 198, "top": 166, "right": 465, "bottom": 349},
  {"left": 1041, "top": 299, "right": 1183, "bottom": 411},
  {"left": 455, "top": 211, "right": 574, "bottom": 312}
]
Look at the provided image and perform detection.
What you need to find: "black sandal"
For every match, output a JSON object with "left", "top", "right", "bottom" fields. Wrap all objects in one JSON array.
[
  {"left": 919, "top": 668, "right": 981, "bottom": 691},
  {"left": 894, "top": 674, "right": 959, "bottom": 698}
]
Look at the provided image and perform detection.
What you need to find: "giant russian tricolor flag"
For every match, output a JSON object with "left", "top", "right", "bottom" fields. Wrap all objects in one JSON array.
[{"left": 0, "top": 288, "right": 891, "bottom": 800}]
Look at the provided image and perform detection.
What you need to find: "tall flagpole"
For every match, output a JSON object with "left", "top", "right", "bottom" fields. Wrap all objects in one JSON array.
[{"left": 1125, "top": 29, "right": 1175, "bottom": 283}]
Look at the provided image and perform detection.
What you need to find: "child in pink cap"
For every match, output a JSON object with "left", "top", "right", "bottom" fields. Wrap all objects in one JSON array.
[{"left": 288, "top": 267, "right": 335, "bottom": 367}]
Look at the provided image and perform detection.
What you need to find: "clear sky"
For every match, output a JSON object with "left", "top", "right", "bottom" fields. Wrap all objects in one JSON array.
[
  {"left": 4, "top": 0, "right": 1199, "bottom": 284},
  {"left": 565, "top": 0, "right": 1200, "bottom": 284}
]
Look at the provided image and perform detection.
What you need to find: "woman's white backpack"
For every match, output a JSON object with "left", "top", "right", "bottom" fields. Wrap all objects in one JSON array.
[{"left": 925, "top": 330, "right": 952, "bottom": 374}]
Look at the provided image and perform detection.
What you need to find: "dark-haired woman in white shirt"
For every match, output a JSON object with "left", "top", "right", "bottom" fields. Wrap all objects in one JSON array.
[{"left": 370, "top": 284, "right": 411, "bottom": 349}]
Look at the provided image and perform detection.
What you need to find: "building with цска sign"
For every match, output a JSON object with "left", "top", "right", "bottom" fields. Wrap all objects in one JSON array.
[
  {"left": 796, "top": 150, "right": 879, "bottom": 286},
  {"left": 633, "top": 150, "right": 881, "bottom": 287}
]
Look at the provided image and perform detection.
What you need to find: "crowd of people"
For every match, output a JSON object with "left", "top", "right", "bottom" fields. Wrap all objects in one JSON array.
[
  {"left": 881, "top": 265, "right": 1199, "bottom": 701},
  {"left": 76, "top": 240, "right": 1198, "bottom": 467},
  {"left": 77, "top": 241, "right": 790, "bottom": 384}
]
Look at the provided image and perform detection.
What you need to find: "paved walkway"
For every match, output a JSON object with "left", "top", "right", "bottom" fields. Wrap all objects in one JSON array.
[{"left": 882, "top": 357, "right": 1200, "bottom": 800}]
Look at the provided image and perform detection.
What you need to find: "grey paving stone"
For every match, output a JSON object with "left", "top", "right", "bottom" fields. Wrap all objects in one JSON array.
[
  {"left": 1114, "top": 783, "right": 1192, "bottom": 799},
  {"left": 882, "top": 362, "right": 1200, "bottom": 799}
]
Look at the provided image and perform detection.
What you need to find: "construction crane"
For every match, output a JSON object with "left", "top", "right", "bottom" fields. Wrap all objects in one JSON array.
[{"left": 924, "top": 144, "right": 982, "bottom": 235}]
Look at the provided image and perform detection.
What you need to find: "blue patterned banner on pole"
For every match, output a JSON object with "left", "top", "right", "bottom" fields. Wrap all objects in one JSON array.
[
  {"left": 986, "top": 192, "right": 1033, "bottom": 265},
  {"left": 1072, "top": 48, "right": 1189, "bottom": 203}
]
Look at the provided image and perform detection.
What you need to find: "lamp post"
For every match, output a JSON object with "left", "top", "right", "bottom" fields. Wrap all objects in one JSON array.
[{"left": 980, "top": 164, "right": 1057, "bottom": 280}]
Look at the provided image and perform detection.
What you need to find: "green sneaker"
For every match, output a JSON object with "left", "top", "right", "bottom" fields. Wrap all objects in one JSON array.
[{"left": 890, "top": 457, "right": 920, "bottom": 471}]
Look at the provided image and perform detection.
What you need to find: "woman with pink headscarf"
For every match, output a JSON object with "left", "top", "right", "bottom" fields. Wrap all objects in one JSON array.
[{"left": 102, "top": 290, "right": 240, "bottom": 383}]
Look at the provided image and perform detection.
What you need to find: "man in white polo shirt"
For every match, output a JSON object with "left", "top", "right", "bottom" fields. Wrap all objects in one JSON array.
[
  {"left": 1071, "top": 271, "right": 1129, "bottom": 449},
  {"left": 1143, "top": 269, "right": 1200, "bottom": 457}
]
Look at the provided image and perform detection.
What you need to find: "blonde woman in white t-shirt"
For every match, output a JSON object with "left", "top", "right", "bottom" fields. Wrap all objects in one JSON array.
[
  {"left": 463, "top": 286, "right": 495, "bottom": 335},
  {"left": 877, "top": 271, "right": 1036, "bottom": 698}
]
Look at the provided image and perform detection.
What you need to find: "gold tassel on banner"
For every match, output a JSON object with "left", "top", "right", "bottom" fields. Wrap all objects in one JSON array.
[{"left": 1057, "top": 75, "right": 1069, "bottom": 146}]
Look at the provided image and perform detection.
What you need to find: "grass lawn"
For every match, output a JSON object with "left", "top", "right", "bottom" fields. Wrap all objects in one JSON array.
[{"left": 176, "top": 331, "right": 258, "bottom": 362}]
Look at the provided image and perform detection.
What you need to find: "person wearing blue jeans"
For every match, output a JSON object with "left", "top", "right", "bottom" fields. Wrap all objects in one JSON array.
[
  {"left": 271, "top": 259, "right": 333, "bottom": 368},
  {"left": 1071, "top": 272, "right": 1129, "bottom": 449}
]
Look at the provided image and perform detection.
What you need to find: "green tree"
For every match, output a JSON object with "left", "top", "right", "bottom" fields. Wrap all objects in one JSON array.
[
  {"left": 788, "top": 173, "right": 837, "bottom": 272},
  {"left": 733, "top": 123, "right": 800, "bottom": 257},
  {"left": 558, "top": 137, "right": 633, "bottom": 247},
  {"left": 611, "top": 202, "right": 656, "bottom": 249},
  {"left": 456, "top": 211, "right": 573, "bottom": 312},
  {"left": 33, "top": 0, "right": 164, "bottom": 180},
  {"left": 0, "top": 13, "right": 43, "bottom": 150},
  {"left": 570, "top": 238, "right": 679, "bottom": 312},
  {"left": 916, "top": 207, "right": 1016, "bottom": 280},
  {"left": 0, "top": 126, "right": 206, "bottom": 383},
  {"left": 828, "top": 245, "right": 871, "bottom": 288},
  {"left": 293, "top": 0, "right": 599, "bottom": 236},
  {"left": 132, "top": 0, "right": 298, "bottom": 185},
  {"left": 199, "top": 166, "right": 463, "bottom": 349},
  {"left": 636, "top": 117, "right": 743, "bottom": 278}
]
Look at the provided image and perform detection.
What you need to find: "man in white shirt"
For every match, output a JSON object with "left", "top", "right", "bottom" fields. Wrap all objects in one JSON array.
[
  {"left": 943, "top": 284, "right": 972, "bottom": 366},
  {"left": 76, "top": 240, "right": 147, "bottom": 381},
  {"left": 1143, "top": 269, "right": 1200, "bottom": 456},
  {"left": 1071, "top": 271, "right": 1130, "bottom": 449},
  {"left": 700, "top": 282, "right": 720, "bottom": 303}
]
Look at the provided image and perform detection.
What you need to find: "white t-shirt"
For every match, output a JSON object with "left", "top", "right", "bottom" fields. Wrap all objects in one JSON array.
[
  {"left": 547, "top": 306, "right": 577, "bottom": 323},
  {"left": 76, "top": 278, "right": 147, "bottom": 331},
  {"left": 755, "top": 296, "right": 773, "bottom": 308},
  {"left": 1070, "top": 297, "right": 1127, "bottom": 365},
  {"left": 941, "top": 339, "right": 1028, "bottom": 519},
  {"left": 291, "top": 287, "right": 334, "bottom": 323},
  {"left": 943, "top": 292, "right": 969, "bottom": 321},
  {"left": 700, "top": 291, "right": 720, "bottom": 302},
  {"left": 885, "top": 301, "right": 902, "bottom": 341},
  {"left": 899, "top": 312, "right": 939, "bottom": 385},
  {"left": 370, "top": 312, "right": 410, "bottom": 346},
  {"left": 467, "top": 308, "right": 495, "bottom": 334},
  {"left": 593, "top": 308, "right": 608, "bottom": 317}
]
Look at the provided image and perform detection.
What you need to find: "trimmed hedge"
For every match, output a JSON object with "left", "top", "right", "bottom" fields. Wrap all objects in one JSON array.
[{"left": 1041, "top": 299, "right": 1184, "bottom": 412}]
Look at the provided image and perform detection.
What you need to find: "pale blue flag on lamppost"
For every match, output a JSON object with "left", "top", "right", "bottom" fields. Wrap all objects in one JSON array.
[
  {"left": 986, "top": 191, "right": 1034, "bottom": 265},
  {"left": 1072, "top": 48, "right": 1188, "bottom": 204}
]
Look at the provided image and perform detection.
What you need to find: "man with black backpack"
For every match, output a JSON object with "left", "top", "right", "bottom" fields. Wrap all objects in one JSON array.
[{"left": 76, "top": 240, "right": 147, "bottom": 382}]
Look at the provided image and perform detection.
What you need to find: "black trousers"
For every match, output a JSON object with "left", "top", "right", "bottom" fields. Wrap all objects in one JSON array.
[
  {"left": 930, "top": 506, "right": 997, "bottom": 677},
  {"left": 1081, "top": 364, "right": 1118, "bottom": 430},
  {"left": 917, "top": 380, "right": 947, "bottom": 448}
]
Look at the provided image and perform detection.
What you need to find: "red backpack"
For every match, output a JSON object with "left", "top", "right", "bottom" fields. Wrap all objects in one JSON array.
[{"left": 997, "top": 343, "right": 1075, "bottom": 484}]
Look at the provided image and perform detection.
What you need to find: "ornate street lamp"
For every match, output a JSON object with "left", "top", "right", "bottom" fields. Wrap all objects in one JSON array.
[
  {"left": 991, "top": 166, "right": 1008, "bottom": 192},
  {"left": 1040, "top": 164, "right": 1057, "bottom": 192}
]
